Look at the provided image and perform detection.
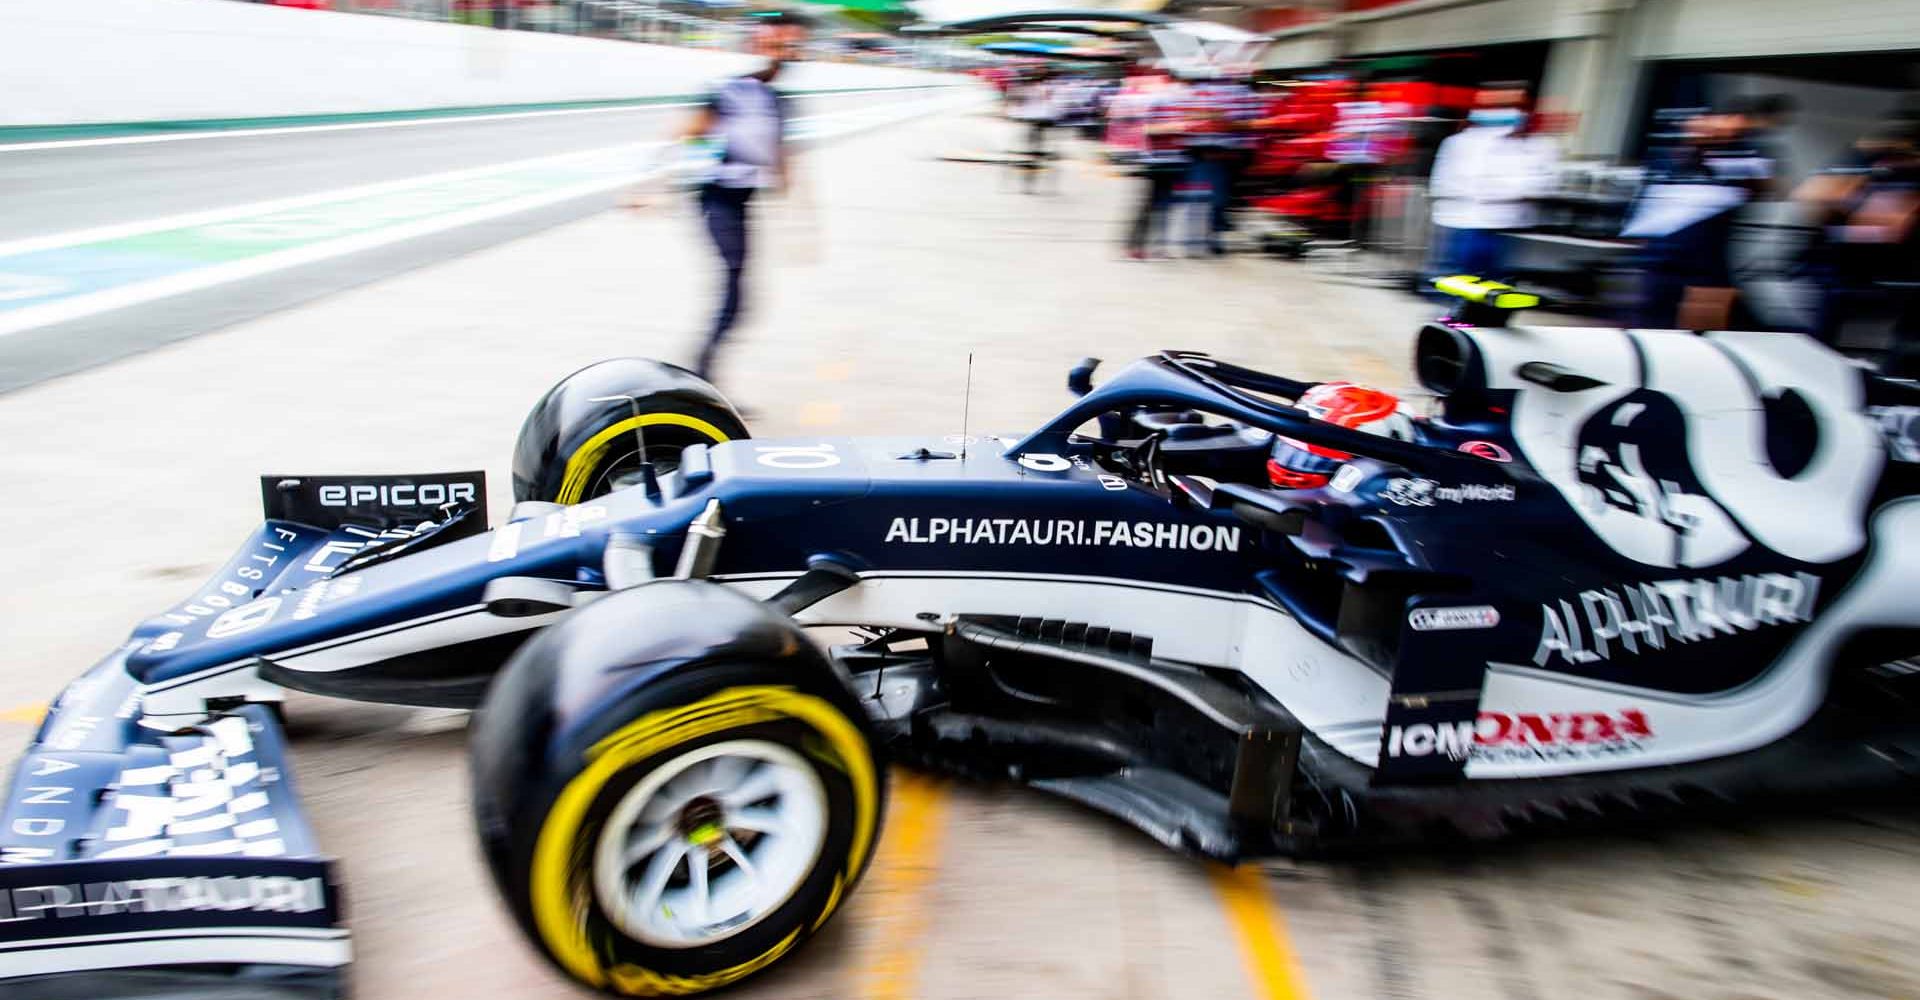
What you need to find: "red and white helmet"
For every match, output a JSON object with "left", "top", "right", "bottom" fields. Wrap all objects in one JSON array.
[{"left": 1267, "top": 382, "right": 1414, "bottom": 488}]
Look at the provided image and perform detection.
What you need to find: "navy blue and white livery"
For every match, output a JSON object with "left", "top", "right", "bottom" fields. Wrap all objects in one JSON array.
[{"left": 8, "top": 280, "right": 1920, "bottom": 997}]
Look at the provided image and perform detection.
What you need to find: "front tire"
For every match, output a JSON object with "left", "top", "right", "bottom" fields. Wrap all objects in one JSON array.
[
  {"left": 513, "top": 359, "right": 749, "bottom": 504},
  {"left": 473, "top": 626, "right": 884, "bottom": 996}
]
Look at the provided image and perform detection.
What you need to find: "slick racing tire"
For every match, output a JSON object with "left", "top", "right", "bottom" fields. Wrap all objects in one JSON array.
[
  {"left": 513, "top": 359, "right": 749, "bottom": 504},
  {"left": 470, "top": 597, "right": 883, "bottom": 997}
]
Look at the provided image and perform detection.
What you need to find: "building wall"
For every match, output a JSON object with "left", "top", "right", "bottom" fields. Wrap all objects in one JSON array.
[
  {"left": 1262, "top": 30, "right": 1340, "bottom": 71},
  {"left": 2, "top": 0, "right": 943, "bottom": 127},
  {"left": 1251, "top": 0, "right": 1918, "bottom": 158},
  {"left": 1344, "top": 0, "right": 1597, "bottom": 55},
  {"left": 1634, "top": 0, "right": 1920, "bottom": 60}
]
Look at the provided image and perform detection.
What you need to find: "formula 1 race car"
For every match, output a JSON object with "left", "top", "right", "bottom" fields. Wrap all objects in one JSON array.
[{"left": 7, "top": 276, "right": 1920, "bottom": 998}]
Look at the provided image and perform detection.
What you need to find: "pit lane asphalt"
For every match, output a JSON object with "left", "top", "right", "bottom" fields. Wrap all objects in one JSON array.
[
  {"left": 0, "top": 90, "right": 924, "bottom": 243},
  {"left": 3, "top": 104, "right": 1919, "bottom": 1000},
  {"left": 0, "top": 88, "right": 947, "bottom": 391}
]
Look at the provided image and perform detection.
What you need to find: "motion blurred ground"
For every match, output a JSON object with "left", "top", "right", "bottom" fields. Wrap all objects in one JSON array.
[{"left": 1, "top": 105, "right": 1917, "bottom": 1000}]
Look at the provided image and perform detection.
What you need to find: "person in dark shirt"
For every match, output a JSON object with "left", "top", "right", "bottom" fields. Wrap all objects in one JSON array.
[
  {"left": 1797, "top": 113, "right": 1920, "bottom": 369},
  {"left": 680, "top": 22, "right": 801, "bottom": 386},
  {"left": 1623, "top": 103, "right": 1776, "bottom": 329}
]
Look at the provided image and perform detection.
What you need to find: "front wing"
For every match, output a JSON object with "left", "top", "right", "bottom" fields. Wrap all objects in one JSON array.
[{"left": 0, "top": 661, "right": 346, "bottom": 998}]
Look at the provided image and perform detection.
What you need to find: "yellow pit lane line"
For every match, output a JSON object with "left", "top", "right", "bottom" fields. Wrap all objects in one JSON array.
[
  {"left": 852, "top": 770, "right": 951, "bottom": 1000},
  {"left": 0, "top": 702, "right": 45, "bottom": 726},
  {"left": 1211, "top": 864, "right": 1315, "bottom": 1000}
]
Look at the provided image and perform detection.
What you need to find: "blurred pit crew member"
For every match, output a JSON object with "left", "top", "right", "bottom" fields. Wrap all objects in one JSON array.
[
  {"left": 1427, "top": 84, "right": 1557, "bottom": 285},
  {"left": 679, "top": 20, "right": 802, "bottom": 387}
]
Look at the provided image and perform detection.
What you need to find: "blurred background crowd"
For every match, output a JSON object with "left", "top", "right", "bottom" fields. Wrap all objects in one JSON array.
[
  {"left": 239, "top": 0, "right": 1917, "bottom": 372},
  {"left": 971, "top": 26, "right": 1917, "bottom": 371},
  {"left": 29, "top": 0, "right": 1920, "bottom": 375}
]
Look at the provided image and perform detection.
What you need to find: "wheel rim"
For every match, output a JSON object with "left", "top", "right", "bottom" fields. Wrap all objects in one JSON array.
[
  {"left": 592, "top": 739, "right": 829, "bottom": 948},
  {"left": 593, "top": 445, "right": 688, "bottom": 497}
]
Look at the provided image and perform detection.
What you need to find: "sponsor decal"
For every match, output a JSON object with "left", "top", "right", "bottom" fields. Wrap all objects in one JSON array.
[
  {"left": 1408, "top": 605, "right": 1500, "bottom": 631},
  {"left": 4, "top": 757, "right": 83, "bottom": 853},
  {"left": 541, "top": 504, "right": 607, "bottom": 540},
  {"left": 300, "top": 522, "right": 445, "bottom": 575},
  {"left": 1459, "top": 440, "right": 1513, "bottom": 462},
  {"left": 1386, "top": 708, "right": 1653, "bottom": 763},
  {"left": 155, "top": 526, "right": 304, "bottom": 628},
  {"left": 1506, "top": 338, "right": 1880, "bottom": 568},
  {"left": 303, "top": 539, "right": 366, "bottom": 574},
  {"left": 1382, "top": 478, "right": 1516, "bottom": 507},
  {"left": 205, "top": 597, "right": 283, "bottom": 640},
  {"left": 290, "top": 576, "right": 363, "bottom": 621},
  {"left": 485, "top": 505, "right": 606, "bottom": 564},
  {"left": 1534, "top": 571, "right": 1820, "bottom": 666},
  {"left": 0, "top": 876, "right": 325, "bottom": 922},
  {"left": 316, "top": 482, "right": 475, "bottom": 508},
  {"left": 1383, "top": 478, "right": 1435, "bottom": 506},
  {"left": 259, "top": 472, "right": 487, "bottom": 548},
  {"left": 883, "top": 516, "right": 1241, "bottom": 552},
  {"left": 1017, "top": 453, "right": 1072, "bottom": 472},
  {"left": 487, "top": 521, "right": 523, "bottom": 563},
  {"left": 1329, "top": 465, "right": 1364, "bottom": 493}
]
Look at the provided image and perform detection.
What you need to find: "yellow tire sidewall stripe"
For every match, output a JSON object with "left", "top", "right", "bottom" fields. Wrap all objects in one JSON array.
[
  {"left": 529, "top": 685, "right": 879, "bottom": 993},
  {"left": 555, "top": 412, "right": 731, "bottom": 504}
]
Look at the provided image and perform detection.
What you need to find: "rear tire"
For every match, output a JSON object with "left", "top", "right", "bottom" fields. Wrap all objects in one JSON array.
[{"left": 473, "top": 660, "right": 883, "bottom": 996}]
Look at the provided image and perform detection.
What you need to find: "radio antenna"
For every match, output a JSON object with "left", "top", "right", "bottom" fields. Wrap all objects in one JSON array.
[{"left": 960, "top": 352, "right": 974, "bottom": 462}]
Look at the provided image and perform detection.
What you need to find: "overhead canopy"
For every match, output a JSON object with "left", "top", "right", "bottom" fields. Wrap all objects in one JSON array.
[
  {"left": 903, "top": 9, "right": 1176, "bottom": 33},
  {"left": 794, "top": 0, "right": 914, "bottom": 13},
  {"left": 905, "top": 8, "right": 1269, "bottom": 75},
  {"left": 978, "top": 40, "right": 1132, "bottom": 61}
]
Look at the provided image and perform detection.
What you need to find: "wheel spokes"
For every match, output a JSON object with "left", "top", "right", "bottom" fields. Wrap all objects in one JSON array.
[
  {"left": 718, "top": 764, "right": 781, "bottom": 808},
  {"left": 705, "top": 754, "right": 750, "bottom": 792},
  {"left": 620, "top": 822, "right": 677, "bottom": 870},
  {"left": 727, "top": 804, "right": 786, "bottom": 837},
  {"left": 686, "top": 845, "right": 711, "bottom": 925},
  {"left": 718, "top": 835, "right": 758, "bottom": 884},
  {"left": 632, "top": 839, "right": 690, "bottom": 918},
  {"left": 593, "top": 740, "right": 832, "bottom": 948}
]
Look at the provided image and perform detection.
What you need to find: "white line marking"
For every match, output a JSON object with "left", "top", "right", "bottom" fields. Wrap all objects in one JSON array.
[
  {"left": 0, "top": 103, "right": 699, "bottom": 154},
  {"left": 0, "top": 86, "right": 940, "bottom": 154},
  {"left": 0, "top": 141, "right": 657, "bottom": 260},
  {"left": 0, "top": 90, "right": 963, "bottom": 261},
  {"left": 0, "top": 90, "right": 979, "bottom": 339}
]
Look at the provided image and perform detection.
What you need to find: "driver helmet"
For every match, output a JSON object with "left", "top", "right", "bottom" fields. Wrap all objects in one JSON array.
[{"left": 1268, "top": 382, "right": 1413, "bottom": 488}]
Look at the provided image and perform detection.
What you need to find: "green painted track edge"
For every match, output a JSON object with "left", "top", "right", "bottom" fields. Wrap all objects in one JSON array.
[{"left": 0, "top": 83, "right": 959, "bottom": 144}]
